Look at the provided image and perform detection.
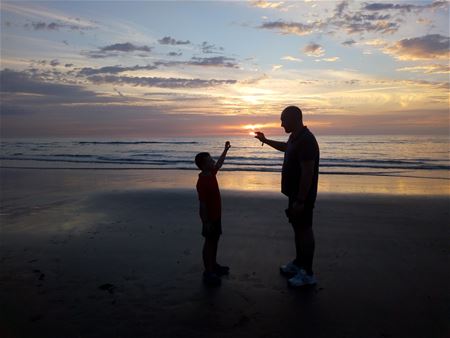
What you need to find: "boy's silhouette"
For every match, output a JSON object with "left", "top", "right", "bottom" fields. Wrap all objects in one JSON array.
[{"left": 195, "top": 141, "right": 231, "bottom": 286}]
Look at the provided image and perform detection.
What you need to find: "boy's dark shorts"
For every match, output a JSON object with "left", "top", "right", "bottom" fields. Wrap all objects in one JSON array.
[
  {"left": 202, "top": 219, "right": 222, "bottom": 240},
  {"left": 286, "top": 199, "right": 314, "bottom": 228}
]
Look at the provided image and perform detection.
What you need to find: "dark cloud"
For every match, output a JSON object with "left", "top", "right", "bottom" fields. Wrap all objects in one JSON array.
[
  {"left": 335, "top": 1, "right": 349, "bottom": 17},
  {"left": 363, "top": 1, "right": 448, "bottom": 12},
  {"left": 257, "top": 1, "right": 406, "bottom": 38},
  {"left": 1, "top": 69, "right": 96, "bottom": 99},
  {"left": 342, "top": 39, "right": 356, "bottom": 46},
  {"left": 113, "top": 87, "right": 125, "bottom": 97},
  {"left": 86, "top": 75, "right": 236, "bottom": 88},
  {"left": 201, "top": 41, "right": 224, "bottom": 54},
  {"left": 168, "top": 52, "right": 182, "bottom": 57},
  {"left": 50, "top": 59, "right": 60, "bottom": 67},
  {"left": 78, "top": 64, "right": 158, "bottom": 76},
  {"left": 385, "top": 34, "right": 450, "bottom": 60},
  {"left": 65, "top": 64, "right": 74, "bottom": 68},
  {"left": 100, "top": 42, "right": 152, "bottom": 52},
  {"left": 258, "top": 21, "right": 317, "bottom": 36},
  {"left": 84, "top": 42, "right": 152, "bottom": 59},
  {"left": 303, "top": 43, "right": 325, "bottom": 57},
  {"left": 25, "top": 21, "right": 94, "bottom": 31},
  {"left": 158, "top": 36, "right": 190, "bottom": 45},
  {"left": 188, "top": 56, "right": 238, "bottom": 68},
  {"left": 154, "top": 56, "right": 238, "bottom": 68},
  {"left": 77, "top": 56, "right": 238, "bottom": 77},
  {"left": 0, "top": 69, "right": 128, "bottom": 115},
  {"left": 334, "top": 11, "right": 399, "bottom": 34}
]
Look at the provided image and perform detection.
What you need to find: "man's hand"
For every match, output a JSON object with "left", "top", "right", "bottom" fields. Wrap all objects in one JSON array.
[
  {"left": 254, "top": 131, "right": 266, "bottom": 143},
  {"left": 224, "top": 141, "right": 231, "bottom": 151}
]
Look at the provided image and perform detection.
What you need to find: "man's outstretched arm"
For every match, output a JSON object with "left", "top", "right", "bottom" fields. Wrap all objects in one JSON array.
[
  {"left": 215, "top": 141, "right": 231, "bottom": 170},
  {"left": 254, "top": 132, "right": 287, "bottom": 152}
]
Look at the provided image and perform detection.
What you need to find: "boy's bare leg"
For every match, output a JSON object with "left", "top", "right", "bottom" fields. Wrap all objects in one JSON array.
[{"left": 212, "top": 237, "right": 219, "bottom": 266}]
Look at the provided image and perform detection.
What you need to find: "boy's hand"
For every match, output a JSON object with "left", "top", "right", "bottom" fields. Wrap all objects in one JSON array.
[{"left": 224, "top": 141, "right": 231, "bottom": 151}]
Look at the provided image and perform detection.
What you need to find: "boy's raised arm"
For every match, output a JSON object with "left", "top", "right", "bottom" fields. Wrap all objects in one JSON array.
[{"left": 215, "top": 141, "right": 231, "bottom": 170}]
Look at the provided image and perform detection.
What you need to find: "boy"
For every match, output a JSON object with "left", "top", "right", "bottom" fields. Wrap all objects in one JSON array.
[{"left": 195, "top": 141, "right": 231, "bottom": 286}]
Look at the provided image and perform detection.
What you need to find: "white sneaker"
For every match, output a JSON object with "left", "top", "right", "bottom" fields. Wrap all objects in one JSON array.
[
  {"left": 280, "top": 260, "right": 301, "bottom": 276},
  {"left": 288, "top": 269, "right": 317, "bottom": 287}
]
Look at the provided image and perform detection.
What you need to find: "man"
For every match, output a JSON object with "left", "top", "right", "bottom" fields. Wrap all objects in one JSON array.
[{"left": 255, "top": 106, "right": 320, "bottom": 287}]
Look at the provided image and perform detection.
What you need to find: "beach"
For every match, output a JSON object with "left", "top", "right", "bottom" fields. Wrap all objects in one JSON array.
[{"left": 1, "top": 168, "right": 449, "bottom": 338}]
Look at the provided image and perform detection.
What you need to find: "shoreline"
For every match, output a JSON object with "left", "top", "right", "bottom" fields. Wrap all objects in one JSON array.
[{"left": 1, "top": 167, "right": 449, "bottom": 196}]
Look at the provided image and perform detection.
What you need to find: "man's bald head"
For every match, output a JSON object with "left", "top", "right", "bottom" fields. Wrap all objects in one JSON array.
[
  {"left": 281, "top": 106, "right": 303, "bottom": 122},
  {"left": 280, "top": 106, "right": 303, "bottom": 133}
]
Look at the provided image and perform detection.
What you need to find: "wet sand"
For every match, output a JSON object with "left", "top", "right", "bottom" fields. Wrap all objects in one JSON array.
[{"left": 0, "top": 168, "right": 449, "bottom": 338}]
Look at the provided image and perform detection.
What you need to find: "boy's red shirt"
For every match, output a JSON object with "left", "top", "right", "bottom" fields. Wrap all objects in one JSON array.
[{"left": 196, "top": 168, "right": 221, "bottom": 222}]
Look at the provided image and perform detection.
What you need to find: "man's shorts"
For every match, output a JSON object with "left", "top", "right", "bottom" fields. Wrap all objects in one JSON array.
[
  {"left": 286, "top": 199, "right": 314, "bottom": 228},
  {"left": 202, "top": 219, "right": 222, "bottom": 240}
]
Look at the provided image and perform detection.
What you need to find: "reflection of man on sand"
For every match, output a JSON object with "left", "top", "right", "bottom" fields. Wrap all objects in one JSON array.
[{"left": 254, "top": 106, "right": 320, "bottom": 287}]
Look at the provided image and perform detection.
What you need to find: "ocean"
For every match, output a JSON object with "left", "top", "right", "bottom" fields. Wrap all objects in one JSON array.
[{"left": 1, "top": 135, "right": 449, "bottom": 180}]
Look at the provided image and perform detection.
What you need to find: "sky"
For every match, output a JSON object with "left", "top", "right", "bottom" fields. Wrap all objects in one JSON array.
[{"left": 1, "top": 0, "right": 449, "bottom": 138}]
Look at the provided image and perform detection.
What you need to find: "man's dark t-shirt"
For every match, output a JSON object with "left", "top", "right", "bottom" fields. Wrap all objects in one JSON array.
[{"left": 281, "top": 127, "right": 320, "bottom": 208}]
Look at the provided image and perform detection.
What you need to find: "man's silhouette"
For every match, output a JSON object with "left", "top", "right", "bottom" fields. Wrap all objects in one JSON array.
[{"left": 255, "top": 106, "right": 320, "bottom": 287}]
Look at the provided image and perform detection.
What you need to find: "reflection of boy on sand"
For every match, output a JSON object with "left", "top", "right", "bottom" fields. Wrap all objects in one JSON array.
[{"left": 195, "top": 141, "right": 231, "bottom": 287}]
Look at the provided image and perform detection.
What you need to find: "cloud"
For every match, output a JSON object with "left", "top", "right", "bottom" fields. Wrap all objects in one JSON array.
[
  {"left": 77, "top": 57, "right": 238, "bottom": 77},
  {"left": 397, "top": 64, "right": 450, "bottom": 74},
  {"left": 201, "top": 41, "right": 224, "bottom": 54},
  {"left": 3, "top": 2, "right": 97, "bottom": 29},
  {"left": 25, "top": 21, "right": 94, "bottom": 31},
  {"left": 271, "top": 65, "right": 283, "bottom": 71},
  {"left": 49, "top": 59, "right": 60, "bottom": 67},
  {"left": 158, "top": 36, "right": 190, "bottom": 45},
  {"left": 84, "top": 42, "right": 152, "bottom": 58},
  {"left": 320, "top": 57, "right": 340, "bottom": 62},
  {"left": 257, "top": 2, "right": 402, "bottom": 38},
  {"left": 250, "top": 0, "right": 284, "bottom": 9},
  {"left": 100, "top": 42, "right": 151, "bottom": 53},
  {"left": 188, "top": 56, "right": 238, "bottom": 68},
  {"left": 334, "top": 12, "right": 399, "bottom": 35},
  {"left": 113, "top": 87, "right": 125, "bottom": 97},
  {"left": 281, "top": 56, "right": 303, "bottom": 62},
  {"left": 363, "top": 38, "right": 388, "bottom": 46},
  {"left": 342, "top": 39, "right": 356, "bottom": 46},
  {"left": 86, "top": 75, "right": 237, "bottom": 88},
  {"left": 0, "top": 68, "right": 113, "bottom": 102},
  {"left": 303, "top": 43, "right": 325, "bottom": 57},
  {"left": 384, "top": 34, "right": 450, "bottom": 60},
  {"left": 363, "top": 1, "right": 448, "bottom": 12},
  {"left": 78, "top": 65, "right": 158, "bottom": 76},
  {"left": 168, "top": 52, "right": 182, "bottom": 57},
  {"left": 334, "top": 1, "right": 349, "bottom": 16},
  {"left": 259, "top": 20, "right": 317, "bottom": 36}
]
